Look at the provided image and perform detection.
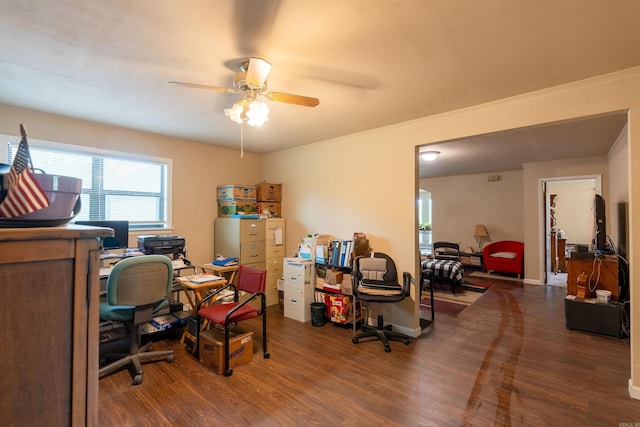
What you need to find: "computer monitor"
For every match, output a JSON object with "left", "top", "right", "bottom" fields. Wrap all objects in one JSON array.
[{"left": 75, "top": 220, "right": 129, "bottom": 249}]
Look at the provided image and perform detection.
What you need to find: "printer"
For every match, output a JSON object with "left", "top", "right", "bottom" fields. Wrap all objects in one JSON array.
[{"left": 137, "top": 235, "right": 186, "bottom": 260}]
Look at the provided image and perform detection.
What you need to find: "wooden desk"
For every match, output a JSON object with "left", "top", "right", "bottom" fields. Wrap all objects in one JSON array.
[
  {"left": 199, "top": 263, "right": 239, "bottom": 285},
  {"left": 175, "top": 274, "right": 228, "bottom": 351},
  {"left": 566, "top": 255, "right": 619, "bottom": 301},
  {"left": 550, "top": 231, "right": 558, "bottom": 273},
  {"left": 175, "top": 274, "right": 228, "bottom": 313},
  {"left": 557, "top": 238, "right": 567, "bottom": 272}
]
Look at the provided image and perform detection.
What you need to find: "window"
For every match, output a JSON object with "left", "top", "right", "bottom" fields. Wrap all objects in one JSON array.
[{"left": 3, "top": 135, "right": 171, "bottom": 229}]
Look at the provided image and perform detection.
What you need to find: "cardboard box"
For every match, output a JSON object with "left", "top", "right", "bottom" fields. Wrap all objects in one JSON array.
[
  {"left": 216, "top": 185, "right": 257, "bottom": 201},
  {"left": 199, "top": 328, "right": 254, "bottom": 375},
  {"left": 257, "top": 202, "right": 281, "bottom": 217},
  {"left": 218, "top": 200, "right": 259, "bottom": 217},
  {"left": 326, "top": 294, "right": 353, "bottom": 324},
  {"left": 325, "top": 268, "right": 343, "bottom": 285},
  {"left": 255, "top": 182, "right": 282, "bottom": 202},
  {"left": 341, "top": 273, "right": 353, "bottom": 295}
]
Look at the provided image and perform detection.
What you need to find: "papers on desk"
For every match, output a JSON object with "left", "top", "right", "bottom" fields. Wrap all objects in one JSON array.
[
  {"left": 99, "top": 267, "right": 112, "bottom": 278},
  {"left": 181, "top": 273, "right": 224, "bottom": 284}
]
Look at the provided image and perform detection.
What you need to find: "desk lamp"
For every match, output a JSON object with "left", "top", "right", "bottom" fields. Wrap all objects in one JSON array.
[{"left": 474, "top": 224, "right": 490, "bottom": 251}]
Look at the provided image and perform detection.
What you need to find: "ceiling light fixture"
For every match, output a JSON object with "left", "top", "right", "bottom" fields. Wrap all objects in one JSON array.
[
  {"left": 420, "top": 150, "right": 440, "bottom": 161},
  {"left": 223, "top": 58, "right": 272, "bottom": 128},
  {"left": 224, "top": 94, "right": 269, "bottom": 127}
]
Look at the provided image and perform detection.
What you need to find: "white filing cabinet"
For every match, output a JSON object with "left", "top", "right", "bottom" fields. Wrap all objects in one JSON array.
[{"left": 283, "top": 258, "right": 314, "bottom": 322}]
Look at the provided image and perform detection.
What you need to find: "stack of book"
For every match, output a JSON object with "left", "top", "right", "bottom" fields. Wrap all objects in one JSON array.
[
  {"left": 327, "top": 240, "right": 353, "bottom": 267},
  {"left": 212, "top": 256, "right": 239, "bottom": 266},
  {"left": 314, "top": 232, "right": 370, "bottom": 267}
]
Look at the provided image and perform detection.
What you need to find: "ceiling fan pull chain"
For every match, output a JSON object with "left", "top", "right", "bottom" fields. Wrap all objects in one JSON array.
[{"left": 240, "top": 122, "right": 244, "bottom": 158}]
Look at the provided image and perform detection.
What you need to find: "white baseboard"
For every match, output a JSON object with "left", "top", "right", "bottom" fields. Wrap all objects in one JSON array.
[
  {"left": 392, "top": 323, "right": 420, "bottom": 338},
  {"left": 628, "top": 379, "right": 640, "bottom": 400}
]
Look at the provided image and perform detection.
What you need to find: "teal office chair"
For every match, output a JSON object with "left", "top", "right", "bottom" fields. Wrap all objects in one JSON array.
[{"left": 99, "top": 255, "right": 175, "bottom": 385}]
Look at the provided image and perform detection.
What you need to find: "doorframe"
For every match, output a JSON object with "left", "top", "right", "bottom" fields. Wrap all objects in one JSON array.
[{"left": 538, "top": 174, "right": 601, "bottom": 285}]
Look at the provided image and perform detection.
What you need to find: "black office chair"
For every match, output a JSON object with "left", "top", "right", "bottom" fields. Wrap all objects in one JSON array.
[
  {"left": 99, "top": 255, "right": 175, "bottom": 385},
  {"left": 352, "top": 252, "right": 412, "bottom": 352}
]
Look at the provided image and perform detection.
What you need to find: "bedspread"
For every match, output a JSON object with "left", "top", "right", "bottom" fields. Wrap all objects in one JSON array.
[{"left": 422, "top": 259, "right": 464, "bottom": 286}]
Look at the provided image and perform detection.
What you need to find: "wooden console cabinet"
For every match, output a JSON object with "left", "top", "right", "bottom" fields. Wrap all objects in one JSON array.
[
  {"left": 0, "top": 225, "right": 110, "bottom": 426},
  {"left": 566, "top": 255, "right": 619, "bottom": 301}
]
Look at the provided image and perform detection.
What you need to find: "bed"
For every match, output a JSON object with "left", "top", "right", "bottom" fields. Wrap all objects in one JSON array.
[{"left": 421, "top": 259, "right": 464, "bottom": 294}]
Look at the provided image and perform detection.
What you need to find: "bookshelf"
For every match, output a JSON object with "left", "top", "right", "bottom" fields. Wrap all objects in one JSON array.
[{"left": 311, "top": 233, "right": 367, "bottom": 327}]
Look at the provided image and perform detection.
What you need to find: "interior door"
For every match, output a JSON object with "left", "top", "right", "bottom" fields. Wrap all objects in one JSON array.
[{"left": 543, "top": 177, "right": 599, "bottom": 285}]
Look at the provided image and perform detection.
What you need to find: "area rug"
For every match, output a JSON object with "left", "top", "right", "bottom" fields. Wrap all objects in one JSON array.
[{"left": 420, "top": 280, "right": 492, "bottom": 316}]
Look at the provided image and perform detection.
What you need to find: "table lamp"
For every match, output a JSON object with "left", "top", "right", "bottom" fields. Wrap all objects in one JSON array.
[{"left": 474, "top": 224, "right": 490, "bottom": 251}]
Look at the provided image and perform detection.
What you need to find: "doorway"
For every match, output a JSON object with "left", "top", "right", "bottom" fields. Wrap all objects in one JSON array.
[{"left": 542, "top": 176, "right": 600, "bottom": 286}]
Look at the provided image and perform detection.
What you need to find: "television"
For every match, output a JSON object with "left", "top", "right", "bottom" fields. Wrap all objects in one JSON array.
[
  {"left": 75, "top": 220, "right": 129, "bottom": 249},
  {"left": 594, "top": 194, "right": 607, "bottom": 252}
]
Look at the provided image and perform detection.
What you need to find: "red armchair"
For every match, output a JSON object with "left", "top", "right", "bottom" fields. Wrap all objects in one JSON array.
[{"left": 483, "top": 241, "right": 524, "bottom": 279}]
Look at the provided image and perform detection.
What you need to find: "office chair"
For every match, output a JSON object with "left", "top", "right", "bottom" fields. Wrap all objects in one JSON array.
[
  {"left": 196, "top": 266, "right": 269, "bottom": 376},
  {"left": 352, "top": 252, "right": 412, "bottom": 352},
  {"left": 99, "top": 255, "right": 175, "bottom": 385}
]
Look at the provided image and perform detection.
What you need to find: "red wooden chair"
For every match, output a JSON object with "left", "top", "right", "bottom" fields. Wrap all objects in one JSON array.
[{"left": 195, "top": 266, "right": 268, "bottom": 376}]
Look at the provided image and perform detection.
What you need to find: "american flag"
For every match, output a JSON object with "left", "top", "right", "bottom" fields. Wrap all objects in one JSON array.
[{"left": 0, "top": 134, "right": 50, "bottom": 218}]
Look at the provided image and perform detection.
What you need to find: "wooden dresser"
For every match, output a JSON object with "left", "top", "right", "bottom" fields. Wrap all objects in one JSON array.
[
  {"left": 0, "top": 225, "right": 111, "bottom": 427},
  {"left": 566, "top": 254, "right": 619, "bottom": 301}
]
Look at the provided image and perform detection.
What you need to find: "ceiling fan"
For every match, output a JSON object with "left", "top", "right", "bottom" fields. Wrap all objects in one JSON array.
[{"left": 169, "top": 57, "right": 320, "bottom": 127}]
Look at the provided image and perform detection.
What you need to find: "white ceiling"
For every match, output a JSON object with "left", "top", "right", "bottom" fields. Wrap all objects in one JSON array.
[
  {"left": 419, "top": 112, "right": 628, "bottom": 178},
  {"left": 1, "top": 0, "right": 638, "bottom": 172}
]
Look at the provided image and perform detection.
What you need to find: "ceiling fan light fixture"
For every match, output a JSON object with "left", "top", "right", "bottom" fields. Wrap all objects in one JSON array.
[
  {"left": 245, "top": 99, "right": 269, "bottom": 127},
  {"left": 420, "top": 150, "right": 440, "bottom": 161},
  {"left": 224, "top": 98, "right": 269, "bottom": 127},
  {"left": 224, "top": 102, "right": 245, "bottom": 124}
]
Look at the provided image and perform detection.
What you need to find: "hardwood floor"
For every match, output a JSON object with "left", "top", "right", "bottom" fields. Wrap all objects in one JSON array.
[{"left": 99, "top": 279, "right": 640, "bottom": 426}]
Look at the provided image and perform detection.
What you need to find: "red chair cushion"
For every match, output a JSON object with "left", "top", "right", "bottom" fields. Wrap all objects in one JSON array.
[{"left": 198, "top": 302, "right": 259, "bottom": 324}]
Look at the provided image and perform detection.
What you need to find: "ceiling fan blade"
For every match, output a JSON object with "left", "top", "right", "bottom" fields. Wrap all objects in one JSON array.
[
  {"left": 168, "top": 81, "right": 237, "bottom": 93},
  {"left": 265, "top": 91, "right": 320, "bottom": 107},
  {"left": 245, "top": 57, "right": 272, "bottom": 88}
]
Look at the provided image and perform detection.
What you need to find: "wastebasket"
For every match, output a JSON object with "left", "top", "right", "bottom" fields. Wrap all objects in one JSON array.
[
  {"left": 278, "top": 290, "right": 284, "bottom": 310},
  {"left": 310, "top": 302, "right": 327, "bottom": 327}
]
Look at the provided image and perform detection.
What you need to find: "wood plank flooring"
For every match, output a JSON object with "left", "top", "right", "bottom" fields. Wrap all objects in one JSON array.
[{"left": 99, "top": 279, "right": 640, "bottom": 426}]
